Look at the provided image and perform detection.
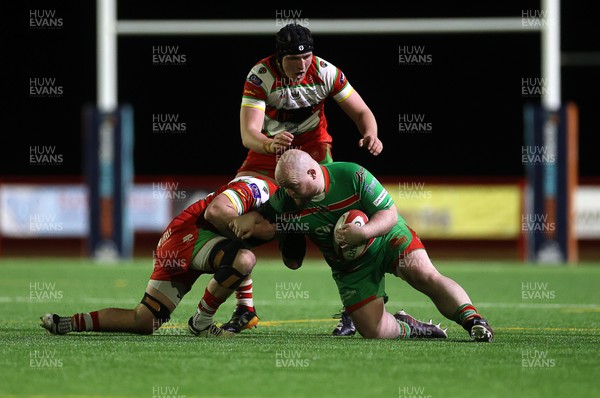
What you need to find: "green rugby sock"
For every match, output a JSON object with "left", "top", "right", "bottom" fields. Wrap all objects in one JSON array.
[
  {"left": 395, "top": 319, "right": 411, "bottom": 339},
  {"left": 453, "top": 303, "right": 481, "bottom": 331}
]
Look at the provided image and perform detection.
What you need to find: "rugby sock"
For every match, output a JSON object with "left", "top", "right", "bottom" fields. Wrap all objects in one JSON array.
[
  {"left": 193, "top": 288, "right": 225, "bottom": 330},
  {"left": 71, "top": 311, "right": 100, "bottom": 332},
  {"left": 235, "top": 277, "right": 255, "bottom": 313},
  {"left": 395, "top": 319, "right": 411, "bottom": 339},
  {"left": 453, "top": 303, "right": 482, "bottom": 331}
]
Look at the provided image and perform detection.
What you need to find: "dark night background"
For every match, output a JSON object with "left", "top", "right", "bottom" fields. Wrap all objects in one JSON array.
[{"left": 6, "top": 1, "right": 600, "bottom": 181}]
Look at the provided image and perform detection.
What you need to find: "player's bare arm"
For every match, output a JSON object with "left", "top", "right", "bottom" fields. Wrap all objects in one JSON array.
[
  {"left": 335, "top": 205, "right": 398, "bottom": 247},
  {"left": 240, "top": 106, "right": 294, "bottom": 154},
  {"left": 338, "top": 91, "right": 382, "bottom": 155},
  {"left": 204, "top": 194, "right": 239, "bottom": 239}
]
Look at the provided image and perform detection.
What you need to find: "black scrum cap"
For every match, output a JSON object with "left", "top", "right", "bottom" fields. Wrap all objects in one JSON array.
[{"left": 275, "top": 24, "right": 314, "bottom": 60}]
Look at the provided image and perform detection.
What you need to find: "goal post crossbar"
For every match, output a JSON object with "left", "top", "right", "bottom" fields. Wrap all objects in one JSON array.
[{"left": 115, "top": 17, "right": 543, "bottom": 36}]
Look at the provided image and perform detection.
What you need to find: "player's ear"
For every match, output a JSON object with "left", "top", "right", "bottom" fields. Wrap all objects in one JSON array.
[{"left": 307, "top": 168, "right": 316, "bottom": 179}]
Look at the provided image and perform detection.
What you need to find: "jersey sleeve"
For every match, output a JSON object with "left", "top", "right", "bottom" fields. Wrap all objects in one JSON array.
[
  {"left": 316, "top": 56, "right": 354, "bottom": 103},
  {"left": 221, "top": 178, "right": 274, "bottom": 215},
  {"left": 241, "top": 62, "right": 270, "bottom": 111},
  {"left": 353, "top": 164, "right": 394, "bottom": 214}
]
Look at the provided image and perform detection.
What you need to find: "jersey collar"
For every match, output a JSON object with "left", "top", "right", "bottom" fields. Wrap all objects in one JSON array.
[{"left": 310, "top": 166, "right": 330, "bottom": 202}]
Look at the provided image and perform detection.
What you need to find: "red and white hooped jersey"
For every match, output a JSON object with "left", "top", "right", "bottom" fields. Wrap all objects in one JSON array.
[
  {"left": 241, "top": 54, "right": 354, "bottom": 146},
  {"left": 218, "top": 176, "right": 277, "bottom": 216},
  {"left": 176, "top": 176, "right": 278, "bottom": 231}
]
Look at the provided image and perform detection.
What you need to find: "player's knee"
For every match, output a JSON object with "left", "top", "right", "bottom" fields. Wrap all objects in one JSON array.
[
  {"left": 232, "top": 248, "right": 256, "bottom": 275},
  {"left": 137, "top": 292, "right": 173, "bottom": 334},
  {"left": 210, "top": 240, "right": 249, "bottom": 270},
  {"left": 214, "top": 249, "right": 255, "bottom": 290},
  {"left": 350, "top": 298, "right": 391, "bottom": 339}
]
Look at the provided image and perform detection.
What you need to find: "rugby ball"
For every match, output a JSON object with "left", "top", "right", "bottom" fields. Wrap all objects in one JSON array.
[{"left": 333, "top": 210, "right": 374, "bottom": 261}]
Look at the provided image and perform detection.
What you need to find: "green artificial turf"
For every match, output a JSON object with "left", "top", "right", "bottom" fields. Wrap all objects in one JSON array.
[{"left": 1, "top": 258, "right": 599, "bottom": 398}]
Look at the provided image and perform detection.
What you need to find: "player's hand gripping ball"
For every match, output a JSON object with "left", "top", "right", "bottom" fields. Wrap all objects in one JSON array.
[{"left": 333, "top": 210, "right": 374, "bottom": 261}]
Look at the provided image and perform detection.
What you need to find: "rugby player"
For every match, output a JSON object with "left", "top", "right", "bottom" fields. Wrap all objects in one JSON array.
[
  {"left": 229, "top": 149, "right": 494, "bottom": 341},
  {"left": 40, "top": 176, "right": 278, "bottom": 337}
]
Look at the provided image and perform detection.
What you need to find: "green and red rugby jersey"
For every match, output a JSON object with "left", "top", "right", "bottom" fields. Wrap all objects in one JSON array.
[{"left": 261, "top": 162, "right": 411, "bottom": 273}]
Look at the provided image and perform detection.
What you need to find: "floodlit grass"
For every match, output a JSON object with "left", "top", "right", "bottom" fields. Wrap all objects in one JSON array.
[{"left": 1, "top": 258, "right": 599, "bottom": 398}]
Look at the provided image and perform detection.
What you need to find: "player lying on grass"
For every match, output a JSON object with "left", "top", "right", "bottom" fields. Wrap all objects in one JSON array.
[
  {"left": 40, "top": 175, "right": 278, "bottom": 337},
  {"left": 229, "top": 149, "right": 494, "bottom": 341}
]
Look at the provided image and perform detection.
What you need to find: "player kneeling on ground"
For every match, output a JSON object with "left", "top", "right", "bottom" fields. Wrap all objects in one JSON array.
[
  {"left": 229, "top": 149, "right": 494, "bottom": 341},
  {"left": 40, "top": 176, "right": 277, "bottom": 338}
]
